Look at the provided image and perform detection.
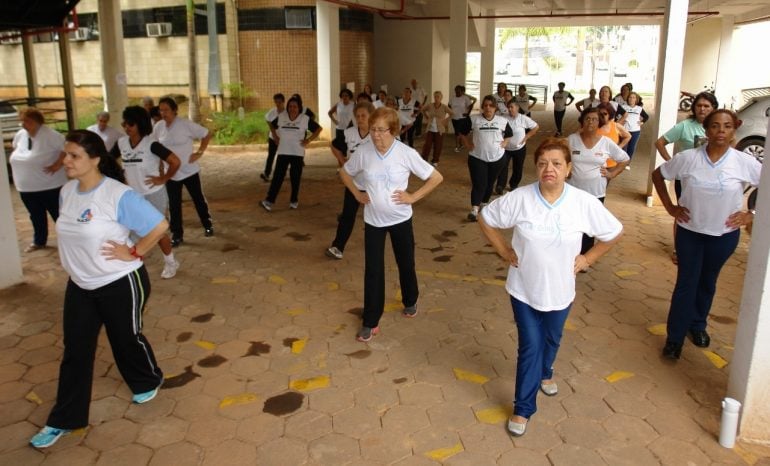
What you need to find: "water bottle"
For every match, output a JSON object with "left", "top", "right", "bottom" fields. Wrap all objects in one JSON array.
[{"left": 719, "top": 397, "right": 741, "bottom": 448}]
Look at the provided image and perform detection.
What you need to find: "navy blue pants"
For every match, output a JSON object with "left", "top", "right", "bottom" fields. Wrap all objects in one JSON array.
[
  {"left": 626, "top": 130, "right": 641, "bottom": 159},
  {"left": 496, "top": 147, "right": 527, "bottom": 191},
  {"left": 19, "top": 187, "right": 61, "bottom": 246},
  {"left": 554, "top": 110, "right": 566, "bottom": 134},
  {"left": 511, "top": 296, "right": 571, "bottom": 418},
  {"left": 264, "top": 138, "right": 278, "bottom": 177},
  {"left": 468, "top": 155, "right": 507, "bottom": 207},
  {"left": 666, "top": 226, "right": 739, "bottom": 344},
  {"left": 331, "top": 187, "right": 362, "bottom": 252},
  {"left": 166, "top": 173, "right": 213, "bottom": 241}
]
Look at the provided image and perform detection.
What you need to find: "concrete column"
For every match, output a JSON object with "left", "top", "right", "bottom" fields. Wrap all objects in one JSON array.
[
  {"left": 479, "top": 9, "right": 495, "bottom": 99},
  {"left": 98, "top": 0, "right": 128, "bottom": 126},
  {"left": 448, "top": 0, "right": 468, "bottom": 93},
  {"left": 728, "top": 119, "right": 770, "bottom": 444},
  {"left": 715, "top": 15, "right": 737, "bottom": 109},
  {"left": 57, "top": 33, "right": 77, "bottom": 130},
  {"left": 21, "top": 35, "right": 38, "bottom": 101},
  {"left": 646, "top": 0, "right": 688, "bottom": 203},
  {"left": 0, "top": 143, "right": 23, "bottom": 289},
  {"left": 316, "top": 0, "right": 340, "bottom": 140}
]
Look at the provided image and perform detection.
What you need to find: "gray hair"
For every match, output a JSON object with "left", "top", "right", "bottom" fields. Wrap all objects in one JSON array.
[
  {"left": 96, "top": 111, "right": 110, "bottom": 121},
  {"left": 141, "top": 96, "right": 154, "bottom": 106}
]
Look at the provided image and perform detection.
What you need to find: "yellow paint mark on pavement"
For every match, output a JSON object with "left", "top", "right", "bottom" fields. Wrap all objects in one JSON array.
[
  {"left": 475, "top": 406, "right": 508, "bottom": 424},
  {"left": 211, "top": 276, "right": 238, "bottom": 284},
  {"left": 195, "top": 340, "right": 217, "bottom": 350},
  {"left": 289, "top": 375, "right": 330, "bottom": 392},
  {"left": 291, "top": 339, "right": 307, "bottom": 354},
  {"left": 481, "top": 278, "right": 506, "bottom": 286},
  {"left": 453, "top": 368, "right": 489, "bottom": 384},
  {"left": 428, "top": 307, "right": 445, "bottom": 313},
  {"left": 734, "top": 444, "right": 759, "bottom": 465},
  {"left": 384, "top": 301, "right": 402, "bottom": 312},
  {"left": 219, "top": 393, "right": 259, "bottom": 409},
  {"left": 703, "top": 350, "right": 728, "bottom": 369},
  {"left": 285, "top": 308, "right": 306, "bottom": 316},
  {"left": 71, "top": 428, "right": 87, "bottom": 437},
  {"left": 425, "top": 443, "right": 464, "bottom": 461},
  {"left": 615, "top": 270, "right": 638, "bottom": 278},
  {"left": 269, "top": 275, "right": 287, "bottom": 285},
  {"left": 563, "top": 319, "right": 577, "bottom": 331},
  {"left": 326, "top": 282, "right": 339, "bottom": 291},
  {"left": 639, "top": 218, "right": 655, "bottom": 225},
  {"left": 25, "top": 391, "right": 43, "bottom": 405},
  {"left": 605, "top": 371, "right": 635, "bottom": 383},
  {"left": 647, "top": 324, "right": 667, "bottom": 336},
  {"left": 395, "top": 289, "right": 402, "bottom": 301}
]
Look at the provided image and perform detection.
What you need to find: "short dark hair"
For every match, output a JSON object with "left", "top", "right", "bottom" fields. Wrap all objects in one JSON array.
[
  {"left": 149, "top": 106, "right": 161, "bottom": 120},
  {"left": 273, "top": 93, "right": 285, "bottom": 102},
  {"left": 66, "top": 130, "right": 125, "bottom": 183},
  {"left": 340, "top": 88, "right": 354, "bottom": 99},
  {"left": 158, "top": 96, "right": 178, "bottom": 112},
  {"left": 702, "top": 108, "right": 739, "bottom": 130},
  {"left": 122, "top": 106, "right": 153, "bottom": 137},
  {"left": 691, "top": 92, "right": 718, "bottom": 119},
  {"left": 357, "top": 92, "right": 373, "bottom": 102}
]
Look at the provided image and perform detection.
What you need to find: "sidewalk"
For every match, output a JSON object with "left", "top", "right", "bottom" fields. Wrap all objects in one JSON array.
[{"left": 1, "top": 108, "right": 769, "bottom": 465}]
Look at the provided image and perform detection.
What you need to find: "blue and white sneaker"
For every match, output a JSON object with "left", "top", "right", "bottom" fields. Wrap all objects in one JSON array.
[
  {"left": 30, "top": 425, "right": 70, "bottom": 448},
  {"left": 132, "top": 380, "right": 163, "bottom": 404}
]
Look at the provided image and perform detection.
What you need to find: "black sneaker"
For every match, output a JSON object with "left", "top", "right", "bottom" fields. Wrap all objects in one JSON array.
[
  {"left": 260, "top": 173, "right": 270, "bottom": 182},
  {"left": 688, "top": 330, "right": 710, "bottom": 348},
  {"left": 204, "top": 227, "right": 214, "bottom": 237},
  {"left": 171, "top": 237, "right": 184, "bottom": 248},
  {"left": 662, "top": 341, "right": 682, "bottom": 360}
]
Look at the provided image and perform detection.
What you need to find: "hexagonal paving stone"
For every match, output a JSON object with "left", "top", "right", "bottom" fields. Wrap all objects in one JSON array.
[
  {"left": 201, "top": 438, "right": 257, "bottom": 466},
  {"left": 426, "top": 402, "right": 476, "bottom": 431},
  {"left": 256, "top": 437, "right": 309, "bottom": 465},
  {"left": 95, "top": 443, "right": 153, "bottom": 466},
  {"left": 148, "top": 441, "right": 202, "bottom": 466},
  {"left": 648, "top": 436, "right": 711, "bottom": 465},
  {"left": 382, "top": 405, "right": 431, "bottom": 434},
  {"left": 354, "top": 383, "right": 400, "bottom": 411},
  {"left": 457, "top": 422, "right": 514, "bottom": 458},
  {"left": 308, "top": 432, "right": 361, "bottom": 464},
  {"left": 284, "top": 410, "right": 332, "bottom": 442},
  {"left": 236, "top": 413, "right": 284, "bottom": 444},
  {"left": 498, "top": 447, "right": 552, "bottom": 466},
  {"left": 333, "top": 407, "right": 381, "bottom": 439},
  {"left": 83, "top": 418, "right": 140, "bottom": 451},
  {"left": 308, "top": 387, "right": 354, "bottom": 414},
  {"left": 598, "top": 444, "right": 662, "bottom": 466},
  {"left": 646, "top": 408, "right": 705, "bottom": 442},
  {"left": 136, "top": 416, "right": 188, "bottom": 449},
  {"left": 173, "top": 394, "right": 220, "bottom": 421},
  {"left": 360, "top": 428, "right": 413, "bottom": 463},
  {"left": 186, "top": 416, "right": 237, "bottom": 447},
  {"left": 602, "top": 413, "right": 658, "bottom": 445},
  {"left": 560, "top": 393, "right": 613, "bottom": 420},
  {"left": 398, "top": 382, "right": 444, "bottom": 407},
  {"left": 547, "top": 443, "right": 605, "bottom": 465}
]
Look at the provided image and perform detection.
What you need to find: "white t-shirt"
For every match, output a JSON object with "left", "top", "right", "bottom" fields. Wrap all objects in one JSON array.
[
  {"left": 373, "top": 100, "right": 385, "bottom": 109},
  {"left": 469, "top": 114, "right": 512, "bottom": 163},
  {"left": 495, "top": 94, "right": 508, "bottom": 115},
  {"left": 116, "top": 135, "right": 173, "bottom": 195},
  {"left": 343, "top": 139, "right": 434, "bottom": 227},
  {"left": 482, "top": 183, "right": 622, "bottom": 311},
  {"left": 515, "top": 93, "right": 533, "bottom": 114},
  {"left": 344, "top": 126, "right": 371, "bottom": 190},
  {"left": 398, "top": 98, "right": 417, "bottom": 126},
  {"left": 614, "top": 95, "right": 628, "bottom": 106},
  {"left": 9, "top": 126, "right": 67, "bottom": 192},
  {"left": 412, "top": 87, "right": 427, "bottom": 107},
  {"left": 660, "top": 146, "right": 762, "bottom": 236},
  {"left": 86, "top": 124, "right": 123, "bottom": 152},
  {"left": 581, "top": 97, "right": 600, "bottom": 109},
  {"left": 566, "top": 133, "right": 629, "bottom": 198},
  {"left": 449, "top": 95, "right": 472, "bottom": 120},
  {"left": 504, "top": 114, "right": 538, "bottom": 151},
  {"left": 622, "top": 105, "right": 645, "bottom": 132},
  {"left": 552, "top": 91, "right": 573, "bottom": 112},
  {"left": 153, "top": 117, "right": 209, "bottom": 181},
  {"left": 335, "top": 101, "right": 355, "bottom": 131},
  {"left": 56, "top": 177, "right": 164, "bottom": 290},
  {"left": 265, "top": 107, "right": 281, "bottom": 140},
  {"left": 272, "top": 111, "right": 321, "bottom": 157}
]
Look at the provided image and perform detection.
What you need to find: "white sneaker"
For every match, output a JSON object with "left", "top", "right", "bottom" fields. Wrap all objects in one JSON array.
[
  {"left": 325, "top": 246, "right": 343, "bottom": 259},
  {"left": 260, "top": 200, "right": 273, "bottom": 212},
  {"left": 289, "top": 202, "right": 299, "bottom": 209},
  {"left": 161, "top": 260, "right": 179, "bottom": 279}
]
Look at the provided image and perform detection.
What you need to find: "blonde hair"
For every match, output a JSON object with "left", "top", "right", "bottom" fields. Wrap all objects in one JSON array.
[{"left": 369, "top": 107, "right": 400, "bottom": 136}]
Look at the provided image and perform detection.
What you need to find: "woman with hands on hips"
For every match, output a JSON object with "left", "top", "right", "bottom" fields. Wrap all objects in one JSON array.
[
  {"left": 652, "top": 109, "right": 761, "bottom": 360},
  {"left": 479, "top": 137, "right": 622, "bottom": 438},
  {"left": 339, "top": 107, "right": 443, "bottom": 343},
  {"left": 29, "top": 130, "right": 167, "bottom": 449}
]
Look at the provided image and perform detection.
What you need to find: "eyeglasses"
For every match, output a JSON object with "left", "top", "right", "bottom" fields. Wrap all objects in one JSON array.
[
  {"left": 370, "top": 127, "right": 390, "bottom": 134},
  {"left": 584, "top": 117, "right": 600, "bottom": 122}
]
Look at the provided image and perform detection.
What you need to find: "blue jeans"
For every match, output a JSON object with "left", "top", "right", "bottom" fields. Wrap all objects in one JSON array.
[
  {"left": 20, "top": 187, "right": 61, "bottom": 246},
  {"left": 511, "top": 296, "right": 571, "bottom": 418},
  {"left": 626, "top": 131, "right": 641, "bottom": 159},
  {"left": 666, "top": 226, "right": 739, "bottom": 344}
]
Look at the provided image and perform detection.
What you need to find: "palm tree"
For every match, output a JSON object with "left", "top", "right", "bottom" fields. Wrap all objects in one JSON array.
[{"left": 498, "top": 27, "right": 571, "bottom": 76}]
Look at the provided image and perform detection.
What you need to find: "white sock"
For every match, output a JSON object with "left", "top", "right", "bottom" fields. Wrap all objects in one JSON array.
[{"left": 164, "top": 253, "right": 176, "bottom": 265}]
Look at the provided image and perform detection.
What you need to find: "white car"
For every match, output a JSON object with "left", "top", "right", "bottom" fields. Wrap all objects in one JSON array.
[
  {"left": 735, "top": 96, "right": 770, "bottom": 163},
  {"left": 1, "top": 101, "right": 21, "bottom": 145}
]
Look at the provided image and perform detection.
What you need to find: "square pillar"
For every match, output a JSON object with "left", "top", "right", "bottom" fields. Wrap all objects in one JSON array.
[
  {"left": 316, "top": 0, "right": 340, "bottom": 141},
  {"left": 448, "top": 0, "right": 468, "bottom": 93}
]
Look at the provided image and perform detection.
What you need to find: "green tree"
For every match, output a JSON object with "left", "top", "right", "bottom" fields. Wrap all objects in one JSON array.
[{"left": 498, "top": 27, "right": 571, "bottom": 76}]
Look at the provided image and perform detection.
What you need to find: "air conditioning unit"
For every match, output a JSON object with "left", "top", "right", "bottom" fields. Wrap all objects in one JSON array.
[
  {"left": 0, "top": 31, "right": 22, "bottom": 45},
  {"left": 146, "top": 22, "right": 172, "bottom": 38},
  {"left": 69, "top": 27, "right": 90, "bottom": 42}
]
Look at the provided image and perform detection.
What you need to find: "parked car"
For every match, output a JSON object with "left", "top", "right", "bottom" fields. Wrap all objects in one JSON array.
[
  {"left": 735, "top": 96, "right": 770, "bottom": 163},
  {"left": 1, "top": 100, "right": 21, "bottom": 145}
]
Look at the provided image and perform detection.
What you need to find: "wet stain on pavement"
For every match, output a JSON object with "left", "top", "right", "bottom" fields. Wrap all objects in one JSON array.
[
  {"left": 283, "top": 337, "right": 299, "bottom": 348},
  {"left": 285, "top": 232, "right": 311, "bottom": 241},
  {"left": 347, "top": 307, "right": 363, "bottom": 317},
  {"left": 162, "top": 365, "right": 201, "bottom": 388},
  {"left": 432, "top": 234, "right": 450, "bottom": 243},
  {"left": 263, "top": 391, "right": 305, "bottom": 416},
  {"left": 494, "top": 275, "right": 506, "bottom": 281},
  {"left": 474, "top": 250, "right": 498, "bottom": 255},
  {"left": 176, "top": 331, "right": 193, "bottom": 342},
  {"left": 198, "top": 354, "right": 228, "bottom": 367},
  {"left": 244, "top": 341, "right": 271, "bottom": 356},
  {"left": 346, "top": 350, "right": 371, "bottom": 359},
  {"left": 191, "top": 313, "right": 215, "bottom": 323},
  {"left": 393, "top": 377, "right": 408, "bottom": 384},
  {"left": 428, "top": 246, "right": 444, "bottom": 253},
  {"left": 434, "top": 255, "right": 452, "bottom": 262},
  {"left": 711, "top": 314, "right": 736, "bottom": 324},
  {"left": 441, "top": 230, "right": 458, "bottom": 237},
  {"left": 221, "top": 243, "right": 241, "bottom": 252},
  {"left": 254, "top": 226, "right": 280, "bottom": 232}
]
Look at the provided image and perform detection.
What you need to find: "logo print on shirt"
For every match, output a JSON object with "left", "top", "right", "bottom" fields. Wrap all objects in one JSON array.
[{"left": 77, "top": 208, "right": 93, "bottom": 223}]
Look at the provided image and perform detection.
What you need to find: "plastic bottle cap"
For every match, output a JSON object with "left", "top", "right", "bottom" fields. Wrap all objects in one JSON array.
[{"left": 723, "top": 397, "right": 741, "bottom": 412}]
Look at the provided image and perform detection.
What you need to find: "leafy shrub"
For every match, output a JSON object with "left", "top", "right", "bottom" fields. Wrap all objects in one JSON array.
[{"left": 210, "top": 110, "right": 269, "bottom": 145}]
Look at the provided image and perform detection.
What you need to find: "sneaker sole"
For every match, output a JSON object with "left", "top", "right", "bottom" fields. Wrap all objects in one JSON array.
[
  {"left": 356, "top": 327, "right": 379, "bottom": 342},
  {"left": 325, "top": 250, "right": 343, "bottom": 260},
  {"left": 403, "top": 309, "right": 418, "bottom": 318}
]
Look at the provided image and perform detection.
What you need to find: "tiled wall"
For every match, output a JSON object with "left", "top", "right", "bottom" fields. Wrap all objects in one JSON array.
[{"left": 340, "top": 31, "right": 374, "bottom": 95}]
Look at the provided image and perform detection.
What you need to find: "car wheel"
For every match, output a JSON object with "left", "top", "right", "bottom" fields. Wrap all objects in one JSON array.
[{"left": 737, "top": 137, "right": 765, "bottom": 163}]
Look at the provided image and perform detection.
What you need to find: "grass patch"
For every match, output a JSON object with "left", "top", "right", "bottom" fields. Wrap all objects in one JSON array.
[{"left": 209, "top": 110, "right": 269, "bottom": 145}]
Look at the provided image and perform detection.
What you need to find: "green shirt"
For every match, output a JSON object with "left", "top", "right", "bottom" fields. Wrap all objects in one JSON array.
[{"left": 663, "top": 118, "right": 705, "bottom": 155}]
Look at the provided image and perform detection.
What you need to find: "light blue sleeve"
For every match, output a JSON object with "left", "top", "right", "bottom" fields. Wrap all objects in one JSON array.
[{"left": 117, "top": 190, "right": 164, "bottom": 237}]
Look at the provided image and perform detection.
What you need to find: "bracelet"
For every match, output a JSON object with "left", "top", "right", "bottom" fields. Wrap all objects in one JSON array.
[{"left": 129, "top": 246, "right": 143, "bottom": 261}]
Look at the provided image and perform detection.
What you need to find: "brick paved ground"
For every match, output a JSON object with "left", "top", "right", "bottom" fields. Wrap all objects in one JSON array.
[{"left": 2, "top": 108, "right": 770, "bottom": 465}]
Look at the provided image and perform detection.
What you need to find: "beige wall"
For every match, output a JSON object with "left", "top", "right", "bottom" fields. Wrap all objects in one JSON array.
[
  {"left": 681, "top": 18, "right": 721, "bottom": 94},
  {"left": 373, "top": 17, "right": 438, "bottom": 98},
  {"left": 340, "top": 30, "right": 374, "bottom": 95}
]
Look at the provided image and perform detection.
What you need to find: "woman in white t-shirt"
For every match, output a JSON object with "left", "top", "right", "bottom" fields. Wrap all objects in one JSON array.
[
  {"left": 155, "top": 97, "right": 214, "bottom": 247},
  {"left": 652, "top": 110, "right": 761, "bottom": 360},
  {"left": 328, "top": 88, "right": 355, "bottom": 167},
  {"left": 9, "top": 108, "right": 67, "bottom": 252},
  {"left": 420, "top": 91, "right": 451, "bottom": 165},
  {"left": 340, "top": 107, "right": 443, "bottom": 342},
  {"left": 479, "top": 137, "right": 622, "bottom": 437},
  {"left": 448, "top": 85, "right": 476, "bottom": 151},
  {"left": 514, "top": 85, "right": 538, "bottom": 117},
  {"left": 621, "top": 92, "right": 649, "bottom": 160},
  {"left": 459, "top": 95, "right": 513, "bottom": 222},
  {"left": 567, "top": 107, "right": 629, "bottom": 254},
  {"left": 29, "top": 130, "right": 167, "bottom": 449},
  {"left": 496, "top": 100, "right": 539, "bottom": 194}
]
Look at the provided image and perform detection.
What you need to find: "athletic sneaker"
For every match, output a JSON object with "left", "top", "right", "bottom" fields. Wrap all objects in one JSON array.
[
  {"left": 454, "top": 146, "right": 461, "bottom": 153},
  {"left": 161, "top": 260, "right": 180, "bottom": 279},
  {"left": 30, "top": 426, "right": 70, "bottom": 449},
  {"left": 356, "top": 326, "right": 379, "bottom": 342},
  {"left": 467, "top": 207, "right": 479, "bottom": 222},
  {"left": 260, "top": 200, "right": 273, "bottom": 212},
  {"left": 403, "top": 305, "right": 418, "bottom": 318},
  {"left": 325, "top": 246, "right": 343, "bottom": 260},
  {"left": 289, "top": 202, "right": 299, "bottom": 209},
  {"left": 132, "top": 380, "right": 163, "bottom": 404},
  {"left": 260, "top": 173, "right": 270, "bottom": 182}
]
